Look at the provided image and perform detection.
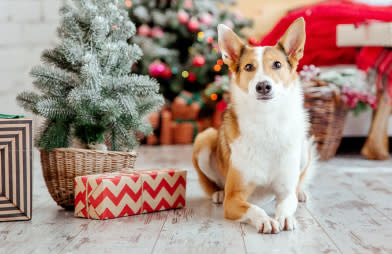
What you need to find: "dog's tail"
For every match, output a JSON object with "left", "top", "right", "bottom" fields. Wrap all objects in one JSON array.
[
  {"left": 298, "top": 136, "right": 319, "bottom": 193},
  {"left": 305, "top": 135, "right": 319, "bottom": 184},
  {"left": 192, "top": 128, "right": 222, "bottom": 197}
]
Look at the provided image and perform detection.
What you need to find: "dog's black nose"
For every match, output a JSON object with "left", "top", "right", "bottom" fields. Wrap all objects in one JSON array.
[{"left": 256, "top": 81, "right": 272, "bottom": 95}]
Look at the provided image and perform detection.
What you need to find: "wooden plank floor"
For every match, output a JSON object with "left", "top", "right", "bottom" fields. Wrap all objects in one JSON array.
[{"left": 1, "top": 146, "right": 392, "bottom": 254}]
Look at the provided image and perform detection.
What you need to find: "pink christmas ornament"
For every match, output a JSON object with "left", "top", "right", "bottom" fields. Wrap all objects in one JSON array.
[
  {"left": 192, "top": 55, "right": 206, "bottom": 67},
  {"left": 200, "top": 13, "right": 213, "bottom": 26},
  {"left": 161, "top": 65, "right": 173, "bottom": 79},
  {"left": 177, "top": 10, "right": 189, "bottom": 24},
  {"left": 149, "top": 61, "right": 165, "bottom": 77},
  {"left": 183, "top": 0, "right": 193, "bottom": 9},
  {"left": 137, "top": 24, "right": 151, "bottom": 37},
  {"left": 187, "top": 18, "right": 199, "bottom": 32},
  {"left": 234, "top": 11, "right": 244, "bottom": 22},
  {"left": 224, "top": 20, "right": 234, "bottom": 29},
  {"left": 151, "top": 27, "right": 164, "bottom": 38}
]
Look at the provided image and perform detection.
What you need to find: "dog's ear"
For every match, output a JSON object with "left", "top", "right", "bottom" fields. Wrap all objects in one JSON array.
[
  {"left": 277, "top": 17, "right": 306, "bottom": 69},
  {"left": 218, "top": 24, "right": 245, "bottom": 72}
]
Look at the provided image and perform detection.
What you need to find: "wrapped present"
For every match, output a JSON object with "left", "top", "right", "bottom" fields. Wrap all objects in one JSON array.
[
  {"left": 171, "top": 91, "right": 204, "bottom": 120},
  {"left": 160, "top": 109, "right": 173, "bottom": 145},
  {"left": 0, "top": 115, "right": 32, "bottom": 221},
  {"left": 145, "top": 108, "right": 173, "bottom": 145},
  {"left": 75, "top": 169, "right": 187, "bottom": 220},
  {"left": 171, "top": 120, "right": 203, "bottom": 144}
]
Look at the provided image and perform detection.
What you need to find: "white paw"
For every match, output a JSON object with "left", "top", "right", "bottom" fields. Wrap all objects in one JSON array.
[
  {"left": 258, "top": 217, "right": 280, "bottom": 234},
  {"left": 276, "top": 215, "right": 297, "bottom": 231},
  {"left": 211, "top": 190, "right": 224, "bottom": 204},
  {"left": 297, "top": 190, "right": 307, "bottom": 203}
]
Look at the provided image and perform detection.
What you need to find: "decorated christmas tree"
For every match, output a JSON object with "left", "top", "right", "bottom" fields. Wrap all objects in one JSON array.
[
  {"left": 127, "top": 0, "right": 252, "bottom": 103},
  {"left": 17, "top": 0, "right": 164, "bottom": 151}
]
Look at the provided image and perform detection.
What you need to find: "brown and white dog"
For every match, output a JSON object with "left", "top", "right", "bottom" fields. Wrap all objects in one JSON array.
[{"left": 192, "top": 17, "right": 317, "bottom": 234}]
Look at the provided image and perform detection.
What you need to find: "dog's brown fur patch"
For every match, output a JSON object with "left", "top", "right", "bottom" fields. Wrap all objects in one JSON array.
[
  {"left": 263, "top": 47, "right": 297, "bottom": 87},
  {"left": 234, "top": 46, "right": 258, "bottom": 93}
]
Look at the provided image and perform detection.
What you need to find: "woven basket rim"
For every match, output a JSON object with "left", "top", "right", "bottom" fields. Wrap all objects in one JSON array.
[{"left": 38, "top": 147, "right": 138, "bottom": 156}]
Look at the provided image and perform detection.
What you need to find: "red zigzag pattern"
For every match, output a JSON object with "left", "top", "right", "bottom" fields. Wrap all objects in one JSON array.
[{"left": 75, "top": 171, "right": 187, "bottom": 220}]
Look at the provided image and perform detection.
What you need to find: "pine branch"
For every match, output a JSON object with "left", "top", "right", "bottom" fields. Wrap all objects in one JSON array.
[
  {"left": 36, "top": 97, "right": 75, "bottom": 120},
  {"left": 105, "top": 74, "right": 161, "bottom": 95},
  {"left": 41, "top": 39, "right": 84, "bottom": 73},
  {"left": 16, "top": 92, "right": 40, "bottom": 115},
  {"left": 109, "top": 122, "right": 139, "bottom": 151},
  {"left": 36, "top": 119, "right": 72, "bottom": 151},
  {"left": 31, "top": 65, "right": 80, "bottom": 95},
  {"left": 117, "top": 94, "right": 138, "bottom": 118},
  {"left": 136, "top": 95, "right": 164, "bottom": 117}
]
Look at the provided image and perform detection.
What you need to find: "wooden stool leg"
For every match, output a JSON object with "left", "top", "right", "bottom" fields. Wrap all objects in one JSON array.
[{"left": 361, "top": 91, "right": 391, "bottom": 160}]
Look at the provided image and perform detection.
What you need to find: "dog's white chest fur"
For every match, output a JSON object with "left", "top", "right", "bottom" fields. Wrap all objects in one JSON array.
[{"left": 229, "top": 84, "right": 306, "bottom": 191}]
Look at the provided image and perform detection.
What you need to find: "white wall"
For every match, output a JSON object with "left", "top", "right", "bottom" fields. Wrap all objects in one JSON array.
[{"left": 0, "top": 0, "right": 64, "bottom": 120}]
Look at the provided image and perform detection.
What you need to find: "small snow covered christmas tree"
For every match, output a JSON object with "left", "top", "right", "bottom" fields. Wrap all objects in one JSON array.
[{"left": 17, "top": 0, "right": 164, "bottom": 151}]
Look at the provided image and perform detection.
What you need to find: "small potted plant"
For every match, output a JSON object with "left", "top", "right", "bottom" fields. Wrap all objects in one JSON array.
[{"left": 16, "top": 0, "right": 164, "bottom": 209}]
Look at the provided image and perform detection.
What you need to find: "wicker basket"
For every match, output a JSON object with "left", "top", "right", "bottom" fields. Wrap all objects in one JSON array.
[
  {"left": 304, "top": 86, "right": 349, "bottom": 161},
  {"left": 40, "top": 147, "right": 137, "bottom": 209}
]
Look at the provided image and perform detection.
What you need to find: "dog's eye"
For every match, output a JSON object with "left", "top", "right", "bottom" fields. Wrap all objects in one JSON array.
[
  {"left": 244, "top": 64, "right": 254, "bottom": 72},
  {"left": 272, "top": 61, "right": 282, "bottom": 70}
]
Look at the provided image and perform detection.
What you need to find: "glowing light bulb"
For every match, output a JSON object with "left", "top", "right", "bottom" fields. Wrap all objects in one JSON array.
[
  {"left": 182, "top": 71, "right": 189, "bottom": 78},
  {"left": 197, "top": 32, "right": 205, "bottom": 39}
]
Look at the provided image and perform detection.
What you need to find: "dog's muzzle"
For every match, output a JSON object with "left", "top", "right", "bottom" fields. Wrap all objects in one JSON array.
[{"left": 256, "top": 81, "right": 273, "bottom": 100}]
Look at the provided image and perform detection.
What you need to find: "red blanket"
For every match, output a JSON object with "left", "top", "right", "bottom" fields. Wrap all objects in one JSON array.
[{"left": 259, "top": 0, "right": 392, "bottom": 69}]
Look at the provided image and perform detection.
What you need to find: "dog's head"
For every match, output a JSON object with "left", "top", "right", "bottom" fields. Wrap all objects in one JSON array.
[{"left": 218, "top": 18, "right": 306, "bottom": 103}]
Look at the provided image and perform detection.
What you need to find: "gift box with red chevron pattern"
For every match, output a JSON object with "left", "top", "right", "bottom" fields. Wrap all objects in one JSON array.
[{"left": 74, "top": 169, "right": 187, "bottom": 220}]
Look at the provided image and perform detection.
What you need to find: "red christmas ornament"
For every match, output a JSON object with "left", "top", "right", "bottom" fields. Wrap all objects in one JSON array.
[
  {"left": 183, "top": 0, "right": 194, "bottom": 9},
  {"left": 187, "top": 18, "right": 199, "bottom": 32},
  {"left": 217, "top": 100, "right": 228, "bottom": 112},
  {"left": 161, "top": 65, "right": 173, "bottom": 79},
  {"left": 177, "top": 10, "right": 189, "bottom": 24},
  {"left": 151, "top": 27, "right": 164, "bottom": 38},
  {"left": 187, "top": 72, "right": 197, "bottom": 82},
  {"left": 248, "top": 36, "right": 259, "bottom": 46},
  {"left": 137, "top": 24, "right": 151, "bottom": 37},
  {"left": 192, "top": 55, "right": 206, "bottom": 67},
  {"left": 148, "top": 61, "right": 165, "bottom": 77},
  {"left": 206, "top": 36, "right": 213, "bottom": 44}
]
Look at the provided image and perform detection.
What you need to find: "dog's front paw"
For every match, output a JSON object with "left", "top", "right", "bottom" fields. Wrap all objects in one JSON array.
[
  {"left": 258, "top": 217, "right": 280, "bottom": 234},
  {"left": 211, "top": 190, "right": 224, "bottom": 204},
  {"left": 276, "top": 216, "right": 296, "bottom": 231}
]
